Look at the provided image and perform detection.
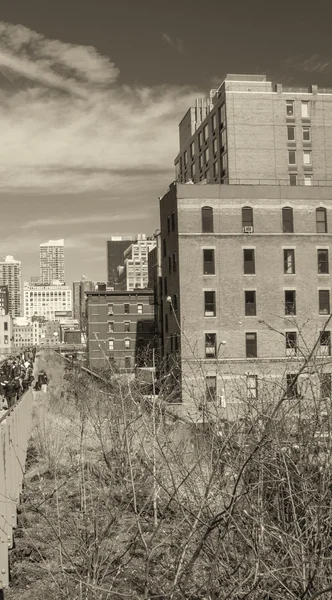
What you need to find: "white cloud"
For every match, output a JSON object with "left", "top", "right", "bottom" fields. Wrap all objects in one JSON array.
[
  {"left": 162, "top": 33, "right": 184, "bottom": 53},
  {"left": 285, "top": 54, "right": 332, "bottom": 75},
  {"left": 0, "top": 21, "right": 197, "bottom": 193},
  {"left": 22, "top": 212, "right": 150, "bottom": 229}
]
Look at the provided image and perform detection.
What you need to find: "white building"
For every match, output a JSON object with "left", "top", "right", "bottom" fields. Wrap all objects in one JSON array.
[
  {"left": 0, "top": 255, "right": 22, "bottom": 317},
  {"left": 118, "top": 234, "right": 156, "bottom": 291},
  {"left": 13, "top": 317, "right": 40, "bottom": 348},
  {"left": 40, "top": 239, "right": 65, "bottom": 285},
  {"left": 23, "top": 283, "right": 72, "bottom": 320},
  {"left": 0, "top": 312, "right": 13, "bottom": 356}
]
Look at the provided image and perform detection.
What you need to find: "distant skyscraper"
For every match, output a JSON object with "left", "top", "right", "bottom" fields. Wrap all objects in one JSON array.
[
  {"left": 40, "top": 239, "right": 65, "bottom": 285},
  {"left": 118, "top": 234, "right": 156, "bottom": 291},
  {"left": 0, "top": 285, "right": 9, "bottom": 315},
  {"left": 0, "top": 256, "right": 22, "bottom": 317},
  {"left": 107, "top": 236, "right": 135, "bottom": 289},
  {"left": 73, "top": 276, "right": 94, "bottom": 327}
]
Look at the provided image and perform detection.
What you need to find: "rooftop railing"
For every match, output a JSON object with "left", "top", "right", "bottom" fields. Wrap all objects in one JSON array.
[{"left": 175, "top": 177, "right": 332, "bottom": 187}]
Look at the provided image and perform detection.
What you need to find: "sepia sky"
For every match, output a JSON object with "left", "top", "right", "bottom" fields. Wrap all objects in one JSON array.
[{"left": 0, "top": 0, "right": 331, "bottom": 284}]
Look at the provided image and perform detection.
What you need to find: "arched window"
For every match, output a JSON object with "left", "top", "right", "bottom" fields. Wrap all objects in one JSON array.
[
  {"left": 282, "top": 207, "right": 293, "bottom": 233},
  {"left": 201, "top": 206, "right": 214, "bottom": 233},
  {"left": 316, "top": 207, "right": 327, "bottom": 233},
  {"left": 242, "top": 207, "right": 253, "bottom": 231}
]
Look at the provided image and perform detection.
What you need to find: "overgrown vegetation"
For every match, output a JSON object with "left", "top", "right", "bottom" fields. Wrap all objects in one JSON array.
[{"left": 6, "top": 350, "right": 332, "bottom": 599}]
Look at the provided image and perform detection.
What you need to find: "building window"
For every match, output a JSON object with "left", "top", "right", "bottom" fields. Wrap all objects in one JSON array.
[
  {"left": 282, "top": 207, "right": 294, "bottom": 233},
  {"left": 303, "top": 150, "right": 312, "bottom": 166},
  {"left": 205, "top": 333, "right": 217, "bottom": 358},
  {"left": 246, "top": 333, "right": 257, "bottom": 358},
  {"left": 206, "top": 376, "right": 217, "bottom": 402},
  {"left": 286, "top": 331, "right": 298, "bottom": 356},
  {"left": 287, "top": 126, "right": 295, "bottom": 141},
  {"left": 198, "top": 131, "right": 203, "bottom": 149},
  {"left": 4, "top": 322, "right": 8, "bottom": 331},
  {"left": 163, "top": 239, "right": 167, "bottom": 257},
  {"left": 285, "top": 290, "right": 296, "bottom": 315},
  {"left": 124, "top": 321, "right": 130, "bottom": 332},
  {"left": 286, "top": 374, "right": 298, "bottom": 398},
  {"left": 204, "top": 147, "right": 209, "bottom": 164},
  {"left": 124, "top": 303, "right": 130, "bottom": 314},
  {"left": 245, "top": 291, "right": 256, "bottom": 316},
  {"left": 213, "top": 161, "right": 219, "bottom": 178},
  {"left": 284, "top": 249, "right": 295, "bottom": 274},
  {"left": 108, "top": 322, "right": 114, "bottom": 333},
  {"left": 302, "top": 126, "right": 311, "bottom": 141},
  {"left": 204, "top": 291, "right": 216, "bottom": 317},
  {"left": 199, "top": 154, "right": 203, "bottom": 170},
  {"left": 211, "top": 113, "right": 217, "bottom": 132},
  {"left": 286, "top": 100, "right": 294, "bottom": 116},
  {"left": 173, "top": 294, "right": 178, "bottom": 311},
  {"left": 318, "top": 249, "right": 329, "bottom": 274},
  {"left": 168, "top": 256, "right": 172, "bottom": 274},
  {"left": 201, "top": 206, "right": 214, "bottom": 233},
  {"left": 288, "top": 150, "right": 296, "bottom": 165},
  {"left": 108, "top": 304, "right": 114, "bottom": 315},
  {"left": 316, "top": 208, "right": 327, "bottom": 233},
  {"left": 247, "top": 375, "right": 258, "bottom": 400},
  {"left": 203, "top": 124, "right": 209, "bottom": 142},
  {"left": 289, "top": 174, "right": 297, "bottom": 186},
  {"left": 243, "top": 249, "right": 255, "bottom": 275},
  {"left": 203, "top": 249, "right": 215, "bottom": 275},
  {"left": 172, "top": 252, "right": 177, "bottom": 271},
  {"left": 164, "top": 277, "right": 168, "bottom": 295},
  {"left": 108, "top": 339, "right": 114, "bottom": 351},
  {"left": 191, "top": 163, "right": 196, "bottom": 179},
  {"left": 171, "top": 211, "right": 176, "bottom": 231},
  {"left": 183, "top": 150, "right": 188, "bottom": 167},
  {"left": 319, "top": 290, "right": 330, "bottom": 315},
  {"left": 242, "top": 206, "right": 254, "bottom": 231},
  {"left": 124, "top": 338, "right": 130, "bottom": 349},
  {"left": 165, "top": 314, "right": 168, "bottom": 332},
  {"left": 137, "top": 303, "right": 143, "bottom": 314},
  {"left": 190, "top": 141, "right": 195, "bottom": 159},
  {"left": 320, "top": 373, "right": 331, "bottom": 398},
  {"left": 301, "top": 101, "right": 310, "bottom": 118},
  {"left": 304, "top": 174, "right": 313, "bottom": 186},
  {"left": 212, "top": 138, "right": 218, "bottom": 155},
  {"left": 320, "top": 331, "right": 331, "bottom": 356}
]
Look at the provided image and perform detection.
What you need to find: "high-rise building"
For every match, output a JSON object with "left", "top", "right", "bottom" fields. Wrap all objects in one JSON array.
[
  {"left": 118, "top": 234, "right": 157, "bottom": 291},
  {"left": 73, "top": 276, "right": 94, "bottom": 327},
  {"left": 0, "top": 285, "right": 9, "bottom": 315},
  {"left": 0, "top": 256, "right": 22, "bottom": 317},
  {"left": 107, "top": 236, "right": 136, "bottom": 289},
  {"left": 40, "top": 239, "right": 65, "bottom": 285},
  {"left": 23, "top": 282, "right": 72, "bottom": 321},
  {"left": 175, "top": 74, "right": 332, "bottom": 186}
]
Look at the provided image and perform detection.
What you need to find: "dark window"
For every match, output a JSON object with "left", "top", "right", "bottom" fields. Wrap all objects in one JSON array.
[
  {"left": 172, "top": 252, "right": 177, "bottom": 272},
  {"left": 205, "top": 333, "right": 217, "bottom": 358},
  {"left": 206, "top": 376, "right": 217, "bottom": 402},
  {"left": 245, "top": 291, "right": 256, "bottom": 316},
  {"left": 124, "top": 321, "right": 130, "bottom": 332},
  {"left": 282, "top": 207, "right": 294, "bottom": 233},
  {"left": 174, "top": 334, "right": 179, "bottom": 352},
  {"left": 202, "top": 207, "right": 214, "bottom": 233},
  {"left": 320, "top": 373, "right": 332, "bottom": 398},
  {"left": 246, "top": 332, "right": 257, "bottom": 358},
  {"left": 286, "top": 331, "right": 297, "bottom": 355},
  {"left": 286, "top": 100, "right": 294, "bottom": 116},
  {"left": 163, "top": 239, "right": 167, "bottom": 257},
  {"left": 316, "top": 208, "right": 327, "bottom": 233},
  {"left": 288, "top": 150, "right": 296, "bottom": 165},
  {"left": 286, "top": 374, "right": 299, "bottom": 398},
  {"left": 108, "top": 304, "right": 114, "bottom": 315},
  {"left": 243, "top": 249, "right": 255, "bottom": 275},
  {"left": 204, "top": 291, "right": 216, "bottom": 316},
  {"left": 319, "top": 290, "right": 330, "bottom": 315},
  {"left": 318, "top": 249, "right": 329, "bottom": 274},
  {"left": 164, "top": 277, "right": 168, "bottom": 295},
  {"left": 165, "top": 314, "right": 168, "bottom": 332},
  {"left": 284, "top": 249, "right": 295, "bottom": 274},
  {"left": 170, "top": 334, "right": 173, "bottom": 352},
  {"left": 173, "top": 294, "right": 178, "bottom": 311},
  {"left": 287, "top": 126, "right": 295, "bottom": 141},
  {"left": 171, "top": 211, "right": 176, "bottom": 231},
  {"left": 289, "top": 174, "right": 297, "bottom": 186},
  {"left": 203, "top": 249, "right": 215, "bottom": 275},
  {"left": 242, "top": 207, "right": 253, "bottom": 230},
  {"left": 167, "top": 216, "right": 171, "bottom": 235},
  {"left": 4, "top": 322, "right": 8, "bottom": 331},
  {"left": 168, "top": 256, "right": 172, "bottom": 274},
  {"left": 124, "top": 357, "right": 131, "bottom": 369},
  {"left": 124, "top": 303, "right": 130, "bottom": 314},
  {"left": 285, "top": 290, "right": 296, "bottom": 315},
  {"left": 320, "top": 331, "right": 331, "bottom": 355}
]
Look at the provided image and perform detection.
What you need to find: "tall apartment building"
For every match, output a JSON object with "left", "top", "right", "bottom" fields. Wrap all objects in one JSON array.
[
  {"left": 73, "top": 276, "right": 94, "bottom": 327},
  {"left": 107, "top": 236, "right": 135, "bottom": 289},
  {"left": 40, "top": 239, "right": 65, "bottom": 284},
  {"left": 160, "top": 183, "right": 332, "bottom": 412},
  {"left": 0, "top": 285, "right": 9, "bottom": 315},
  {"left": 23, "top": 283, "right": 72, "bottom": 320},
  {"left": 118, "top": 234, "right": 156, "bottom": 291},
  {"left": 175, "top": 74, "right": 332, "bottom": 187},
  {"left": 0, "top": 255, "right": 22, "bottom": 317}
]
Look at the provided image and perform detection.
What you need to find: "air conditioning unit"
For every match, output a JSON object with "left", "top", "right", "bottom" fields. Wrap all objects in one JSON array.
[{"left": 243, "top": 226, "right": 254, "bottom": 234}]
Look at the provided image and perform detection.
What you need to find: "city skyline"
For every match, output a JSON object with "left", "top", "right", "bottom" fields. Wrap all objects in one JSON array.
[{"left": 0, "top": 0, "right": 331, "bottom": 283}]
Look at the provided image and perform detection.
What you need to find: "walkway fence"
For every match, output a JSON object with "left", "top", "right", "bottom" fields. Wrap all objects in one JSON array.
[{"left": 0, "top": 389, "right": 34, "bottom": 589}]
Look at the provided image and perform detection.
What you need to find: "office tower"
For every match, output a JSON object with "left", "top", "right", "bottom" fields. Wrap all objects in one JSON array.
[
  {"left": 0, "top": 255, "right": 22, "bottom": 317},
  {"left": 72, "top": 276, "right": 94, "bottom": 327},
  {"left": 175, "top": 74, "right": 332, "bottom": 186},
  {"left": 23, "top": 282, "right": 72, "bottom": 320},
  {"left": 118, "top": 234, "right": 157, "bottom": 291},
  {"left": 40, "top": 239, "right": 65, "bottom": 285},
  {"left": 107, "top": 236, "right": 135, "bottom": 289}
]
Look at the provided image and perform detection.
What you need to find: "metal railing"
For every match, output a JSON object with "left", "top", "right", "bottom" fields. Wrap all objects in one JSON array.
[
  {"left": 0, "top": 389, "right": 34, "bottom": 589},
  {"left": 175, "top": 177, "right": 332, "bottom": 187}
]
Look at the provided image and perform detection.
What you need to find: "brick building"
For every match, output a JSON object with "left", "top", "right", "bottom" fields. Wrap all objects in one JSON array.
[
  {"left": 86, "top": 290, "right": 156, "bottom": 370},
  {"left": 175, "top": 74, "right": 332, "bottom": 187},
  {"left": 160, "top": 182, "right": 332, "bottom": 412}
]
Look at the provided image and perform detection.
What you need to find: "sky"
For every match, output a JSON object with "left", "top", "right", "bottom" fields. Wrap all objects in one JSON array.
[{"left": 0, "top": 0, "right": 331, "bottom": 284}]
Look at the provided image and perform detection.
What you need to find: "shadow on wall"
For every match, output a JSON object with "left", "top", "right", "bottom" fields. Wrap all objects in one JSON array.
[{"left": 135, "top": 319, "right": 156, "bottom": 367}]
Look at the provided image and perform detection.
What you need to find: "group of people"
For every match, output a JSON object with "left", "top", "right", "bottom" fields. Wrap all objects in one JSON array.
[{"left": 0, "top": 348, "right": 37, "bottom": 411}]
